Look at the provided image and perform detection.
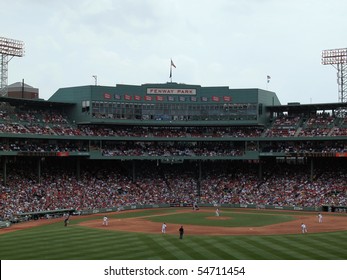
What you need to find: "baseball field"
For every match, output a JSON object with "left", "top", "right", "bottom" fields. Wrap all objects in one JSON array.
[{"left": 1, "top": 208, "right": 347, "bottom": 260}]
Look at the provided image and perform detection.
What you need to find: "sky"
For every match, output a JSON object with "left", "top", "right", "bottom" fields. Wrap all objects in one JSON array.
[{"left": 1, "top": 0, "right": 346, "bottom": 104}]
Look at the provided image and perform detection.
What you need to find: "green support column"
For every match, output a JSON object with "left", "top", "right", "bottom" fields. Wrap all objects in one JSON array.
[
  {"left": 38, "top": 158, "right": 42, "bottom": 185},
  {"left": 310, "top": 158, "right": 314, "bottom": 182},
  {"left": 132, "top": 160, "right": 136, "bottom": 182},
  {"left": 258, "top": 161, "right": 262, "bottom": 180},
  {"left": 197, "top": 161, "right": 202, "bottom": 200},
  {"left": 76, "top": 158, "right": 81, "bottom": 181},
  {"left": 2, "top": 157, "right": 7, "bottom": 186}
]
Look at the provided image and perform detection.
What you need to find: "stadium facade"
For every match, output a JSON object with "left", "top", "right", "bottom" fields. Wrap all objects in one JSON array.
[{"left": 48, "top": 83, "right": 280, "bottom": 125}]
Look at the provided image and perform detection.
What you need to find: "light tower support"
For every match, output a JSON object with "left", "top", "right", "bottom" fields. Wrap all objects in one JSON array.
[
  {"left": 0, "top": 37, "right": 25, "bottom": 96},
  {"left": 321, "top": 48, "right": 347, "bottom": 103}
]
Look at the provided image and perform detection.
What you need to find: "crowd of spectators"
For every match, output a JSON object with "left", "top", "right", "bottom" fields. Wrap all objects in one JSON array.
[
  {"left": 101, "top": 142, "right": 244, "bottom": 157},
  {"left": 0, "top": 111, "right": 345, "bottom": 156},
  {"left": 264, "top": 116, "right": 301, "bottom": 137},
  {"left": 1, "top": 108, "right": 347, "bottom": 139},
  {"left": 300, "top": 114, "right": 336, "bottom": 137},
  {"left": 0, "top": 138, "right": 345, "bottom": 155},
  {"left": 0, "top": 140, "right": 88, "bottom": 153},
  {"left": 261, "top": 141, "right": 347, "bottom": 154},
  {"left": 264, "top": 114, "right": 347, "bottom": 137},
  {"left": 80, "top": 125, "right": 264, "bottom": 138},
  {"left": 331, "top": 127, "right": 347, "bottom": 136},
  {"left": 331, "top": 117, "right": 347, "bottom": 136},
  {"left": 1, "top": 160, "right": 346, "bottom": 221},
  {"left": 200, "top": 165, "right": 347, "bottom": 207}
]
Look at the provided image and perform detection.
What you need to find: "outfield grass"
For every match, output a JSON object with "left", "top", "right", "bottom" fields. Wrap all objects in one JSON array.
[{"left": 1, "top": 209, "right": 347, "bottom": 260}]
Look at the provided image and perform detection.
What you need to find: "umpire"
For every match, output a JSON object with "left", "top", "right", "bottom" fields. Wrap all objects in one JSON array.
[{"left": 179, "top": 225, "right": 184, "bottom": 239}]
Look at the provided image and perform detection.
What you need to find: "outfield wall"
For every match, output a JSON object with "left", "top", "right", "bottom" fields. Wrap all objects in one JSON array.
[{"left": 0, "top": 221, "right": 11, "bottom": 228}]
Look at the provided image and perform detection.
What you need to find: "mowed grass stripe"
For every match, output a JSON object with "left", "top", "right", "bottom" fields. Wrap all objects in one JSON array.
[
  {"left": 310, "top": 233, "right": 347, "bottom": 251},
  {"left": 260, "top": 234, "right": 336, "bottom": 260},
  {"left": 265, "top": 235, "right": 317, "bottom": 259},
  {"left": 181, "top": 237, "right": 225, "bottom": 259},
  {"left": 194, "top": 237, "right": 240, "bottom": 259},
  {"left": 295, "top": 234, "right": 347, "bottom": 259},
  {"left": 149, "top": 235, "right": 195, "bottom": 259},
  {"left": 123, "top": 235, "right": 175, "bottom": 259},
  {"left": 205, "top": 240, "right": 247, "bottom": 259},
  {"left": 68, "top": 229, "right": 186, "bottom": 260},
  {"left": 241, "top": 236, "right": 296, "bottom": 259},
  {"left": 157, "top": 234, "right": 203, "bottom": 259},
  {"left": 218, "top": 237, "right": 265, "bottom": 259},
  {"left": 232, "top": 238, "right": 281, "bottom": 259},
  {"left": 168, "top": 237, "right": 207, "bottom": 260},
  {"left": 1, "top": 225, "right": 156, "bottom": 259},
  {"left": 154, "top": 235, "right": 197, "bottom": 259},
  {"left": 267, "top": 235, "right": 328, "bottom": 260},
  {"left": 0, "top": 227, "right": 78, "bottom": 259},
  {"left": 288, "top": 234, "right": 346, "bottom": 260},
  {"left": 252, "top": 236, "right": 303, "bottom": 259},
  {"left": 92, "top": 235, "right": 153, "bottom": 260}
]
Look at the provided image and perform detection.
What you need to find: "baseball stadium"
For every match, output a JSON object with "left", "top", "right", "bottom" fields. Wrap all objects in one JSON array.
[{"left": 0, "top": 78, "right": 347, "bottom": 260}]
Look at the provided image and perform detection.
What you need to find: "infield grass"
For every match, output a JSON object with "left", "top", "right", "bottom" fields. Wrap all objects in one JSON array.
[{"left": 147, "top": 211, "right": 295, "bottom": 227}]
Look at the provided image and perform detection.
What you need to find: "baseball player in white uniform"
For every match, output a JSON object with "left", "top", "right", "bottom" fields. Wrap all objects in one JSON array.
[
  {"left": 318, "top": 213, "right": 323, "bottom": 223},
  {"left": 162, "top": 222, "right": 167, "bottom": 233},
  {"left": 216, "top": 208, "right": 220, "bottom": 217},
  {"left": 301, "top": 223, "right": 307, "bottom": 234},
  {"left": 103, "top": 216, "right": 108, "bottom": 226}
]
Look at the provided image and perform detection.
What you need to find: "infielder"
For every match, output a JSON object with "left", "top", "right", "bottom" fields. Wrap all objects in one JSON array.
[
  {"left": 103, "top": 215, "right": 108, "bottom": 226},
  {"left": 64, "top": 214, "right": 70, "bottom": 227},
  {"left": 301, "top": 223, "right": 307, "bottom": 234},
  {"left": 193, "top": 202, "right": 199, "bottom": 211},
  {"left": 216, "top": 208, "right": 220, "bottom": 217},
  {"left": 161, "top": 222, "right": 167, "bottom": 233},
  {"left": 318, "top": 213, "right": 323, "bottom": 223}
]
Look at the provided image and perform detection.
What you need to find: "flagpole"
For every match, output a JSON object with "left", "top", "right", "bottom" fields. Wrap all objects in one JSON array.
[
  {"left": 170, "top": 62, "right": 172, "bottom": 83},
  {"left": 169, "top": 59, "right": 176, "bottom": 83},
  {"left": 170, "top": 59, "right": 173, "bottom": 83}
]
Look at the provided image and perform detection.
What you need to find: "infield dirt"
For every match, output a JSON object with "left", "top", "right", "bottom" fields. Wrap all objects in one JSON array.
[
  {"left": 79, "top": 208, "right": 347, "bottom": 236},
  {"left": 2, "top": 208, "right": 347, "bottom": 236}
]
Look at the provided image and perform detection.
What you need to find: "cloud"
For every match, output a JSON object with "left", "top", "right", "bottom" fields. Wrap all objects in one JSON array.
[{"left": 1, "top": 0, "right": 346, "bottom": 104}]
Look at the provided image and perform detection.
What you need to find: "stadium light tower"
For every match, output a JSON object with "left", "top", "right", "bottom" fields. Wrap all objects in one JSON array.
[
  {"left": 321, "top": 48, "right": 347, "bottom": 103},
  {"left": 0, "top": 36, "right": 25, "bottom": 96}
]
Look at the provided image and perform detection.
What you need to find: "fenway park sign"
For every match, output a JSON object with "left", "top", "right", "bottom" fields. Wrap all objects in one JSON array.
[{"left": 147, "top": 88, "right": 196, "bottom": 95}]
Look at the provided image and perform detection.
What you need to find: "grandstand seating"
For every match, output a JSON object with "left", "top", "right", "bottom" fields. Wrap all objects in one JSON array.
[
  {"left": 1, "top": 159, "right": 346, "bottom": 220},
  {"left": 0, "top": 103, "right": 346, "bottom": 221}
]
